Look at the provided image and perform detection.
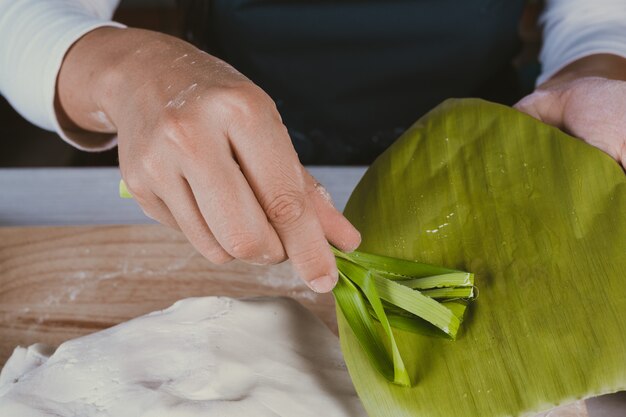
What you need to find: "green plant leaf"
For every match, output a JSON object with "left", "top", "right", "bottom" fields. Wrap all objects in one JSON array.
[
  {"left": 337, "top": 249, "right": 458, "bottom": 279},
  {"left": 336, "top": 256, "right": 462, "bottom": 338},
  {"left": 370, "top": 270, "right": 461, "bottom": 338},
  {"left": 398, "top": 272, "right": 473, "bottom": 289},
  {"left": 332, "top": 243, "right": 475, "bottom": 386},
  {"left": 369, "top": 301, "right": 469, "bottom": 339},
  {"left": 335, "top": 259, "right": 411, "bottom": 386},
  {"left": 332, "top": 244, "right": 475, "bottom": 387},
  {"left": 338, "top": 98, "right": 626, "bottom": 417},
  {"left": 333, "top": 273, "right": 395, "bottom": 382},
  {"left": 420, "top": 287, "right": 475, "bottom": 300},
  {"left": 119, "top": 180, "right": 133, "bottom": 199}
]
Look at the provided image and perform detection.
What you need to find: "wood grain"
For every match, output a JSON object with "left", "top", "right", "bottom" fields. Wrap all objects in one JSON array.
[
  {"left": 0, "top": 224, "right": 334, "bottom": 365},
  {"left": 0, "top": 224, "right": 587, "bottom": 416}
]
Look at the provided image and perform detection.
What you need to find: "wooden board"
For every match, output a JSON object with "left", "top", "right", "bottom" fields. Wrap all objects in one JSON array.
[
  {"left": 0, "top": 224, "right": 587, "bottom": 416},
  {"left": 0, "top": 225, "right": 335, "bottom": 363}
]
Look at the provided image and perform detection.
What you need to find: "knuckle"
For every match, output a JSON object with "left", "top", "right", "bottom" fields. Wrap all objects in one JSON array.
[
  {"left": 139, "top": 155, "right": 163, "bottom": 181},
  {"left": 158, "top": 114, "right": 200, "bottom": 157},
  {"left": 123, "top": 174, "right": 151, "bottom": 200},
  {"left": 265, "top": 192, "right": 307, "bottom": 227},
  {"left": 213, "top": 84, "right": 270, "bottom": 119},
  {"left": 159, "top": 112, "right": 185, "bottom": 138},
  {"left": 291, "top": 244, "right": 326, "bottom": 272},
  {"left": 222, "top": 231, "right": 265, "bottom": 260}
]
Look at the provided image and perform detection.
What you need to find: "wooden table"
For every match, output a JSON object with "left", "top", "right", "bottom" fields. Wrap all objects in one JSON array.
[{"left": 0, "top": 167, "right": 622, "bottom": 416}]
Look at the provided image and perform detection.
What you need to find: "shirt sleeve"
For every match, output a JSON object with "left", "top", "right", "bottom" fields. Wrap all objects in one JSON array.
[
  {"left": 538, "top": 0, "right": 626, "bottom": 86},
  {"left": 0, "top": 0, "right": 123, "bottom": 151}
]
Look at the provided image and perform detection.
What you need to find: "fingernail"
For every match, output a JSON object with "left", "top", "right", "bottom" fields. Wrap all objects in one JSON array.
[{"left": 309, "top": 274, "right": 337, "bottom": 293}]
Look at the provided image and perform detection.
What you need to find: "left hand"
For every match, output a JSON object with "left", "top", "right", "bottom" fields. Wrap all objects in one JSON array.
[{"left": 515, "top": 54, "right": 626, "bottom": 168}]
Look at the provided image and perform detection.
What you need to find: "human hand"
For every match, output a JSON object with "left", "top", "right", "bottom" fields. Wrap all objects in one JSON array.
[
  {"left": 57, "top": 28, "right": 361, "bottom": 293},
  {"left": 515, "top": 54, "right": 626, "bottom": 168}
]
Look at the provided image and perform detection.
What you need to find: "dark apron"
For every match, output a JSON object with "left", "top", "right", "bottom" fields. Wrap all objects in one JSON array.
[{"left": 202, "top": 0, "right": 525, "bottom": 164}]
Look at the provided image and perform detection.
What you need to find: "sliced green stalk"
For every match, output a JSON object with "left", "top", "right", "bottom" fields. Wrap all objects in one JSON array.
[
  {"left": 333, "top": 246, "right": 475, "bottom": 385},
  {"left": 421, "top": 287, "right": 475, "bottom": 300},
  {"left": 338, "top": 266, "right": 411, "bottom": 386},
  {"left": 380, "top": 300, "right": 468, "bottom": 322},
  {"left": 333, "top": 273, "right": 395, "bottom": 382},
  {"left": 336, "top": 257, "right": 460, "bottom": 339},
  {"left": 398, "top": 272, "right": 474, "bottom": 289},
  {"left": 371, "top": 271, "right": 461, "bottom": 338},
  {"left": 441, "top": 300, "right": 470, "bottom": 321},
  {"left": 119, "top": 180, "right": 133, "bottom": 199},
  {"left": 366, "top": 302, "right": 470, "bottom": 340},
  {"left": 385, "top": 312, "right": 448, "bottom": 338},
  {"left": 334, "top": 248, "right": 457, "bottom": 279}
]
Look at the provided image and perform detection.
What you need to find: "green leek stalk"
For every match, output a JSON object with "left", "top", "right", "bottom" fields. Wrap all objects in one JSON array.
[{"left": 332, "top": 247, "right": 475, "bottom": 387}]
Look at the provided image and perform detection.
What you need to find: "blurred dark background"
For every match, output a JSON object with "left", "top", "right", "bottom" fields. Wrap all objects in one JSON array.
[{"left": 0, "top": 0, "right": 542, "bottom": 168}]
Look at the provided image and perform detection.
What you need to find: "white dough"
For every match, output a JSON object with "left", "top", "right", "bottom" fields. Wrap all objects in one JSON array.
[{"left": 0, "top": 297, "right": 364, "bottom": 417}]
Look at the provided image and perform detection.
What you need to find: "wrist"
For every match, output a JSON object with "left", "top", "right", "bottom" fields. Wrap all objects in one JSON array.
[
  {"left": 57, "top": 27, "right": 200, "bottom": 133},
  {"left": 57, "top": 26, "right": 127, "bottom": 133},
  {"left": 540, "top": 54, "right": 626, "bottom": 89}
]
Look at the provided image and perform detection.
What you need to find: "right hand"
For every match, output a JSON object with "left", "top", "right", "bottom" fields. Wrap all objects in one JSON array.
[{"left": 56, "top": 28, "right": 361, "bottom": 293}]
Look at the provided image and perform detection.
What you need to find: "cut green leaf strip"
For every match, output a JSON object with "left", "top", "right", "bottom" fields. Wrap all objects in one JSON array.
[
  {"left": 332, "top": 247, "right": 475, "bottom": 387},
  {"left": 340, "top": 264, "right": 411, "bottom": 387},
  {"left": 119, "top": 179, "right": 133, "bottom": 199},
  {"left": 342, "top": 249, "right": 457, "bottom": 278},
  {"left": 398, "top": 272, "right": 473, "bottom": 289},
  {"left": 420, "top": 287, "right": 475, "bottom": 300},
  {"left": 333, "top": 273, "right": 394, "bottom": 381}
]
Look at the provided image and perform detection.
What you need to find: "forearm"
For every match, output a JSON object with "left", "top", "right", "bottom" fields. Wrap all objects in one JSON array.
[
  {"left": 538, "top": 0, "right": 626, "bottom": 86},
  {"left": 0, "top": 0, "right": 120, "bottom": 143},
  {"left": 540, "top": 54, "right": 626, "bottom": 88}
]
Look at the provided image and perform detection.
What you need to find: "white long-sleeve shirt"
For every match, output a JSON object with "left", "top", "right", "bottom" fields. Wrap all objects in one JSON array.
[
  {"left": 0, "top": 0, "right": 122, "bottom": 150},
  {"left": 1, "top": 0, "right": 626, "bottom": 150}
]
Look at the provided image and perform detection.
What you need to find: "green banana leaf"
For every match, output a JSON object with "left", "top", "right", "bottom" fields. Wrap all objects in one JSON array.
[{"left": 338, "top": 98, "right": 626, "bottom": 417}]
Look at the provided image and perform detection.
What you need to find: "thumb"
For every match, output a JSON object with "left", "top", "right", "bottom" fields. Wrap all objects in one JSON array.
[
  {"left": 514, "top": 89, "right": 566, "bottom": 129},
  {"left": 516, "top": 82, "right": 626, "bottom": 170}
]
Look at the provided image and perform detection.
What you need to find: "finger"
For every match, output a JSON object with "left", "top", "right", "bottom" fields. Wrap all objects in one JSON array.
[
  {"left": 516, "top": 87, "right": 626, "bottom": 166},
  {"left": 229, "top": 116, "right": 338, "bottom": 293},
  {"left": 182, "top": 144, "right": 286, "bottom": 265},
  {"left": 137, "top": 192, "right": 180, "bottom": 230},
  {"left": 121, "top": 175, "right": 181, "bottom": 230},
  {"left": 157, "top": 176, "right": 233, "bottom": 264},
  {"left": 302, "top": 169, "right": 361, "bottom": 252}
]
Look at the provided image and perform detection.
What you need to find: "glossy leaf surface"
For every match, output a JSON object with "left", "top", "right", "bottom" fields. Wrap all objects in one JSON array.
[{"left": 338, "top": 99, "right": 626, "bottom": 417}]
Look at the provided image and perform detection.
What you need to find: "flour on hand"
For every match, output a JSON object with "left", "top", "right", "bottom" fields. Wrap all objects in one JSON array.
[{"left": 0, "top": 297, "right": 364, "bottom": 417}]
